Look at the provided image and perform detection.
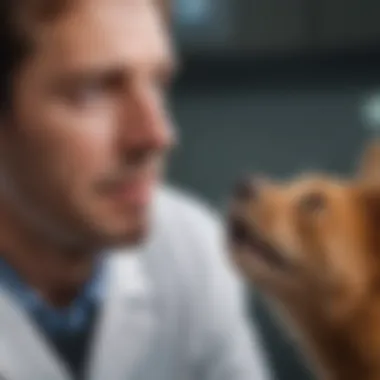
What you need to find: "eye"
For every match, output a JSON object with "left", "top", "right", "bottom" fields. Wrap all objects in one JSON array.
[
  {"left": 62, "top": 80, "right": 106, "bottom": 108},
  {"left": 298, "top": 192, "right": 326, "bottom": 215},
  {"left": 75, "top": 82, "right": 103, "bottom": 101}
]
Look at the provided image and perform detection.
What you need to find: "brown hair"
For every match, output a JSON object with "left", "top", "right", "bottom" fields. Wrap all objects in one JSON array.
[
  {"left": 0, "top": 0, "right": 170, "bottom": 113},
  {"left": 0, "top": 0, "right": 74, "bottom": 112}
]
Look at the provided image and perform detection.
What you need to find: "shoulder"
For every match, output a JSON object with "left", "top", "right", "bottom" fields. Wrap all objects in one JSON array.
[
  {"left": 143, "top": 184, "right": 231, "bottom": 281},
  {"left": 153, "top": 184, "right": 223, "bottom": 241},
  {"left": 152, "top": 185, "right": 250, "bottom": 321},
  {"left": 150, "top": 184, "right": 239, "bottom": 288}
]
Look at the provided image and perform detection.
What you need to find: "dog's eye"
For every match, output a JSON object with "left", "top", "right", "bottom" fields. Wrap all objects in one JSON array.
[{"left": 298, "top": 192, "right": 326, "bottom": 214}]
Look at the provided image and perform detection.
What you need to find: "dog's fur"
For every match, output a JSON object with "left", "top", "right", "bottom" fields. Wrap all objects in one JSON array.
[{"left": 228, "top": 140, "right": 380, "bottom": 380}]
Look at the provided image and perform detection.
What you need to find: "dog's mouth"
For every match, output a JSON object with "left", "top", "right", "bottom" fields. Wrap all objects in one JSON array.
[{"left": 228, "top": 216, "right": 289, "bottom": 270}]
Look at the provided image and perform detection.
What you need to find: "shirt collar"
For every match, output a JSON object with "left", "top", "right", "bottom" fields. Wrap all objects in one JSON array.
[{"left": 0, "top": 255, "right": 106, "bottom": 314}]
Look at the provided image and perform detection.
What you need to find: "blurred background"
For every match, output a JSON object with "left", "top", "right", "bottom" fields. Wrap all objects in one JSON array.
[{"left": 167, "top": 1, "right": 380, "bottom": 379}]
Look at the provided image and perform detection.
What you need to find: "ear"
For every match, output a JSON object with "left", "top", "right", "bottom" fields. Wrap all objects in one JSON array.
[
  {"left": 359, "top": 183, "right": 380, "bottom": 215},
  {"left": 356, "top": 139, "right": 380, "bottom": 183},
  {"left": 357, "top": 184, "right": 380, "bottom": 254}
]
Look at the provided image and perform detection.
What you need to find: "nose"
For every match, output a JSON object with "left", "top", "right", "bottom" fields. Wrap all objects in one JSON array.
[
  {"left": 233, "top": 177, "right": 259, "bottom": 201},
  {"left": 121, "top": 83, "right": 177, "bottom": 150}
]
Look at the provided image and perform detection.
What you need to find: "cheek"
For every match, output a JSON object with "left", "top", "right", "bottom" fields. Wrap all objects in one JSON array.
[
  {"left": 312, "top": 226, "right": 371, "bottom": 308},
  {"left": 268, "top": 213, "right": 303, "bottom": 261},
  {"left": 14, "top": 99, "right": 118, "bottom": 190}
]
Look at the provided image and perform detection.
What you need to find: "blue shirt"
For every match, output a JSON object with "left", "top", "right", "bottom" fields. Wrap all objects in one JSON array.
[{"left": 0, "top": 257, "right": 105, "bottom": 379}]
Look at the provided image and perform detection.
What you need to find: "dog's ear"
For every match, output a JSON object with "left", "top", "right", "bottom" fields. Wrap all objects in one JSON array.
[
  {"left": 356, "top": 139, "right": 380, "bottom": 183},
  {"left": 357, "top": 184, "right": 380, "bottom": 253}
]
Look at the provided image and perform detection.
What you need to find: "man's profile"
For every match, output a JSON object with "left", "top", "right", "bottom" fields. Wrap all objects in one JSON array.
[{"left": 0, "top": 0, "right": 271, "bottom": 379}]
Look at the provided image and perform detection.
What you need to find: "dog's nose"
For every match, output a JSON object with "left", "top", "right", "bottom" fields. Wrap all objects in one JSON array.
[{"left": 234, "top": 177, "right": 257, "bottom": 201}]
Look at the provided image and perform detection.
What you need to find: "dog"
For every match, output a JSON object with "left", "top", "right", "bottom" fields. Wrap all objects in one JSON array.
[{"left": 227, "top": 140, "right": 380, "bottom": 380}]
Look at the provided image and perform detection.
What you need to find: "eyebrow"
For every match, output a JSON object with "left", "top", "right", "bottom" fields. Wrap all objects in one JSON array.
[{"left": 51, "top": 58, "right": 178, "bottom": 88}]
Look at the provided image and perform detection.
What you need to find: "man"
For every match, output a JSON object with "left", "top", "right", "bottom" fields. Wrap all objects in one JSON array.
[{"left": 0, "top": 0, "right": 271, "bottom": 379}]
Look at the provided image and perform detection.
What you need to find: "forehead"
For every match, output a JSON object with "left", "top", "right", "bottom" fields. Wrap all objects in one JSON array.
[
  {"left": 30, "top": 0, "right": 174, "bottom": 73},
  {"left": 281, "top": 175, "right": 347, "bottom": 198}
]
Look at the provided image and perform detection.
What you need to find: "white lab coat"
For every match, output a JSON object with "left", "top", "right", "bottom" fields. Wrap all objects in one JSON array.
[{"left": 0, "top": 186, "right": 272, "bottom": 380}]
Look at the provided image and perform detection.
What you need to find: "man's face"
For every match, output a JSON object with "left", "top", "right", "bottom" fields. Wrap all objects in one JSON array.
[{"left": 0, "top": 0, "right": 176, "bottom": 247}]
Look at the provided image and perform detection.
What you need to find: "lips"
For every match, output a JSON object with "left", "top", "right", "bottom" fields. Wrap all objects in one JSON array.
[
  {"left": 111, "top": 177, "right": 156, "bottom": 207},
  {"left": 228, "top": 217, "right": 289, "bottom": 269}
]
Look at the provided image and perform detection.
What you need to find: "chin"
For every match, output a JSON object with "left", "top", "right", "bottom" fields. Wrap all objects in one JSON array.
[
  {"left": 121, "top": 225, "right": 148, "bottom": 245},
  {"left": 82, "top": 201, "right": 153, "bottom": 248},
  {"left": 101, "top": 219, "right": 150, "bottom": 248}
]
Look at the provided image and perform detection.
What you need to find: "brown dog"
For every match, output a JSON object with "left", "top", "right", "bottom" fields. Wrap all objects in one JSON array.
[{"left": 228, "top": 140, "right": 380, "bottom": 380}]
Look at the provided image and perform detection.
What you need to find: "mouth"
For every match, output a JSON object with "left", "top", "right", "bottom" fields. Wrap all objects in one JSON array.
[
  {"left": 99, "top": 170, "right": 159, "bottom": 207},
  {"left": 227, "top": 216, "right": 289, "bottom": 270}
]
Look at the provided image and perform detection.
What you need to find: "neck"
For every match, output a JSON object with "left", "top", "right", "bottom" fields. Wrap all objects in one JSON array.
[
  {"left": 276, "top": 296, "right": 380, "bottom": 380},
  {"left": 0, "top": 202, "right": 98, "bottom": 307}
]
